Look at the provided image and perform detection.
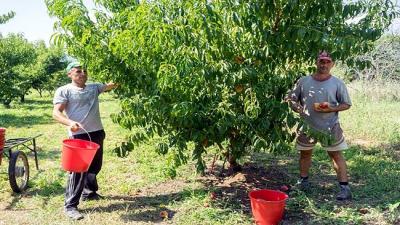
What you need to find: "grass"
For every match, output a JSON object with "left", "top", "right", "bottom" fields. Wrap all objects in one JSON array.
[
  {"left": 0, "top": 81, "right": 399, "bottom": 225},
  {"left": 341, "top": 80, "right": 400, "bottom": 144}
]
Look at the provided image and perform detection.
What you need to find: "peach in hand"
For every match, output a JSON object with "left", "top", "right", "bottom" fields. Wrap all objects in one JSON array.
[
  {"left": 319, "top": 102, "right": 329, "bottom": 109},
  {"left": 314, "top": 102, "right": 329, "bottom": 110},
  {"left": 70, "top": 125, "right": 80, "bottom": 132}
]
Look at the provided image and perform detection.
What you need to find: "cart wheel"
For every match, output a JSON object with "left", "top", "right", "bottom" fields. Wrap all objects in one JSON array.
[{"left": 8, "top": 150, "right": 29, "bottom": 193}]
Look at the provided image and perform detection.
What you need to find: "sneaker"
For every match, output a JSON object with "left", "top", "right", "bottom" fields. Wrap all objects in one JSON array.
[
  {"left": 65, "top": 208, "right": 84, "bottom": 220},
  {"left": 296, "top": 178, "right": 311, "bottom": 191},
  {"left": 81, "top": 192, "right": 104, "bottom": 201},
  {"left": 336, "top": 185, "right": 352, "bottom": 201},
  {"left": 229, "top": 164, "right": 243, "bottom": 173}
]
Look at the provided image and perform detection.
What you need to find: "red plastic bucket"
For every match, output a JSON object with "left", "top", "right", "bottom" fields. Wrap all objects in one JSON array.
[
  {"left": 62, "top": 139, "right": 100, "bottom": 172},
  {"left": 0, "top": 127, "right": 5, "bottom": 165},
  {"left": 249, "top": 189, "right": 288, "bottom": 225},
  {"left": 0, "top": 127, "right": 5, "bottom": 147}
]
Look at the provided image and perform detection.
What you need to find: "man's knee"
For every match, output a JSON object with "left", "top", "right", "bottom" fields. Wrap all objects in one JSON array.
[{"left": 328, "top": 151, "right": 346, "bottom": 162}]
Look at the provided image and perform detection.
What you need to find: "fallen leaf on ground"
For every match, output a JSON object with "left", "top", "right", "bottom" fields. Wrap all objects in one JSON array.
[
  {"left": 359, "top": 208, "right": 370, "bottom": 214},
  {"left": 280, "top": 185, "right": 289, "bottom": 192},
  {"left": 159, "top": 211, "right": 169, "bottom": 219},
  {"left": 210, "top": 192, "right": 217, "bottom": 200}
]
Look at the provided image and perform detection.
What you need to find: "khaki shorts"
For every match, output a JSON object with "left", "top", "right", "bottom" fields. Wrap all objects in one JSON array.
[{"left": 296, "top": 123, "right": 348, "bottom": 151}]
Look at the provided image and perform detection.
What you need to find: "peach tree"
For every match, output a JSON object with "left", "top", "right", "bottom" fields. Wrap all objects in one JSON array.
[
  {"left": 0, "top": 34, "right": 36, "bottom": 107},
  {"left": 46, "top": 0, "right": 397, "bottom": 174},
  {"left": 0, "top": 11, "right": 14, "bottom": 24}
]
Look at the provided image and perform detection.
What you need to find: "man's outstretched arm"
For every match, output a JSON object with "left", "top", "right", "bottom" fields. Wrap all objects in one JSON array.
[{"left": 103, "top": 82, "right": 118, "bottom": 92}]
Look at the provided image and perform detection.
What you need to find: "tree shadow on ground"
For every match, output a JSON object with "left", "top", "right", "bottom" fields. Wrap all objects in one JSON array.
[
  {"left": 343, "top": 144, "right": 400, "bottom": 206},
  {"left": 3, "top": 147, "right": 60, "bottom": 164},
  {"left": 198, "top": 143, "right": 400, "bottom": 225},
  {"left": 200, "top": 157, "right": 323, "bottom": 225},
  {"left": 22, "top": 98, "right": 52, "bottom": 105},
  {"left": 4, "top": 182, "right": 64, "bottom": 210},
  {"left": 1, "top": 98, "right": 52, "bottom": 111},
  {"left": 3, "top": 143, "right": 399, "bottom": 224},
  {"left": 2, "top": 147, "right": 64, "bottom": 210},
  {"left": 304, "top": 143, "right": 400, "bottom": 224},
  {"left": 82, "top": 190, "right": 206, "bottom": 223},
  {"left": 33, "top": 148, "right": 60, "bottom": 161},
  {"left": 0, "top": 114, "right": 52, "bottom": 128},
  {"left": 4, "top": 169, "right": 65, "bottom": 210},
  {"left": 21, "top": 99, "right": 52, "bottom": 110}
]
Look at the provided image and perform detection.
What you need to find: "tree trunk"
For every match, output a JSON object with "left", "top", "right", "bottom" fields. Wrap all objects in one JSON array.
[
  {"left": 3, "top": 100, "right": 11, "bottom": 108},
  {"left": 224, "top": 149, "right": 242, "bottom": 173}
]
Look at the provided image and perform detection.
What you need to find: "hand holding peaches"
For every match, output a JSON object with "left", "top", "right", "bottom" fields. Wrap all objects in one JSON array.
[
  {"left": 313, "top": 102, "right": 331, "bottom": 112},
  {"left": 69, "top": 121, "right": 81, "bottom": 132}
]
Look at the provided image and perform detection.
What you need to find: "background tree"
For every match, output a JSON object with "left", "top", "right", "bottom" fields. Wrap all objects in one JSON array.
[
  {"left": 342, "top": 35, "right": 400, "bottom": 81},
  {"left": 0, "top": 11, "right": 15, "bottom": 24},
  {"left": 0, "top": 34, "right": 36, "bottom": 107},
  {"left": 46, "top": 0, "right": 398, "bottom": 175},
  {"left": 31, "top": 41, "right": 69, "bottom": 96}
]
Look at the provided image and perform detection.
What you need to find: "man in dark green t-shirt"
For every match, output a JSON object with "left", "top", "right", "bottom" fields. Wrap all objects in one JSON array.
[{"left": 286, "top": 51, "right": 352, "bottom": 201}]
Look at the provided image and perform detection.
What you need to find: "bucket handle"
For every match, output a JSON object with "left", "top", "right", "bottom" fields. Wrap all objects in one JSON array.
[
  {"left": 70, "top": 126, "right": 93, "bottom": 144},
  {"left": 80, "top": 126, "right": 93, "bottom": 143}
]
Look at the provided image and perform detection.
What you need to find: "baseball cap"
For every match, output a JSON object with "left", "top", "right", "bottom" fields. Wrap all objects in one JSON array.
[
  {"left": 317, "top": 51, "right": 333, "bottom": 62},
  {"left": 66, "top": 61, "right": 81, "bottom": 73}
]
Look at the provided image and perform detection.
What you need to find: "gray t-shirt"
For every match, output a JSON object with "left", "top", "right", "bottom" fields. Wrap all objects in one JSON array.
[
  {"left": 288, "top": 75, "right": 352, "bottom": 133},
  {"left": 53, "top": 83, "right": 106, "bottom": 136}
]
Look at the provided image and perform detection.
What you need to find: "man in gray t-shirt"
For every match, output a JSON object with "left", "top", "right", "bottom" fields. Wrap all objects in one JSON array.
[
  {"left": 53, "top": 83, "right": 105, "bottom": 136},
  {"left": 53, "top": 61, "right": 117, "bottom": 220},
  {"left": 286, "top": 51, "right": 352, "bottom": 201}
]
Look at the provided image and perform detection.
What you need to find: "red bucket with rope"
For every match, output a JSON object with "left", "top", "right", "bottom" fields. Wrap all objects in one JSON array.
[
  {"left": 61, "top": 126, "right": 100, "bottom": 172},
  {"left": 61, "top": 138, "right": 99, "bottom": 172}
]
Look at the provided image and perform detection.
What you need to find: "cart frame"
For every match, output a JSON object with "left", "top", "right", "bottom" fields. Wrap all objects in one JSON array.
[{"left": 0, "top": 134, "right": 42, "bottom": 193}]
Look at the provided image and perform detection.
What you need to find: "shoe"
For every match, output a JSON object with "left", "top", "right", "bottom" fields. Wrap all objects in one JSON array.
[
  {"left": 65, "top": 208, "right": 84, "bottom": 220},
  {"left": 337, "top": 185, "right": 352, "bottom": 201},
  {"left": 229, "top": 164, "right": 243, "bottom": 173},
  {"left": 81, "top": 192, "right": 104, "bottom": 201},
  {"left": 296, "top": 178, "right": 311, "bottom": 191}
]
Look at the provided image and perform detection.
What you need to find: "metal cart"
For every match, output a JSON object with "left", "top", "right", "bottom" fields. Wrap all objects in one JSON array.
[{"left": 0, "top": 134, "right": 42, "bottom": 193}]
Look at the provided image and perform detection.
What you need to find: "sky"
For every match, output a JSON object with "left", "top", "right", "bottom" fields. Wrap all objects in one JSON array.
[
  {"left": 1, "top": 0, "right": 399, "bottom": 45},
  {"left": 0, "top": 0, "right": 96, "bottom": 45}
]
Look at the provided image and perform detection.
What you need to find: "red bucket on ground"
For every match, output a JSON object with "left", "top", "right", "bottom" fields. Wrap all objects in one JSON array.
[
  {"left": 249, "top": 189, "right": 289, "bottom": 225},
  {"left": 62, "top": 139, "right": 99, "bottom": 172},
  {"left": 0, "top": 127, "right": 5, "bottom": 146},
  {"left": 0, "top": 127, "right": 5, "bottom": 165}
]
